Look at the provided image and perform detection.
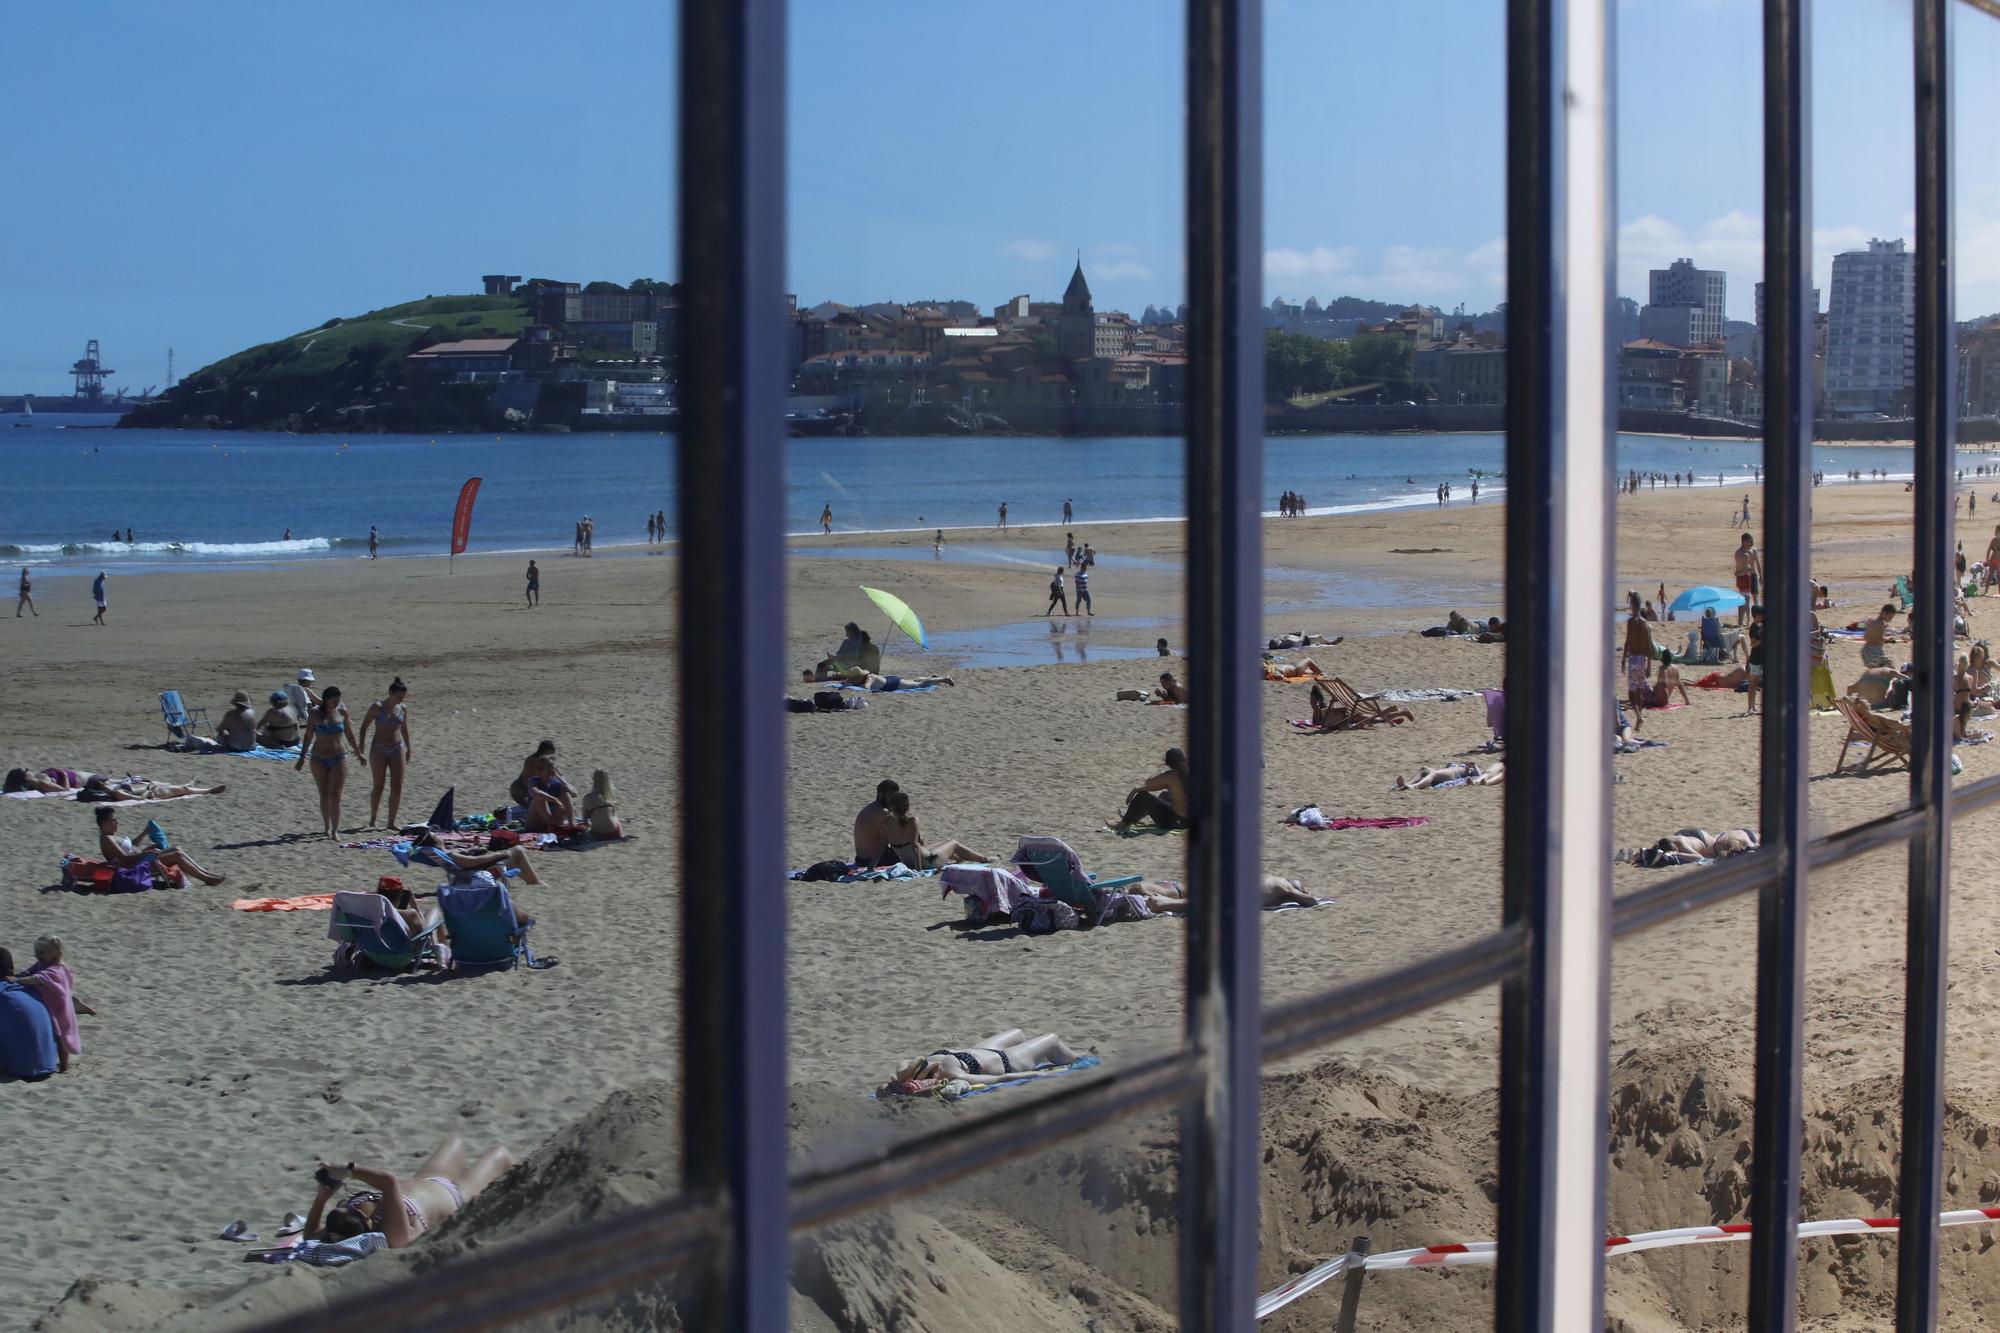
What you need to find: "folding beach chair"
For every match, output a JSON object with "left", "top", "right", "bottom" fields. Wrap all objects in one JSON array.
[
  {"left": 392, "top": 840, "right": 521, "bottom": 884},
  {"left": 327, "top": 891, "right": 444, "bottom": 971},
  {"left": 1831, "top": 697, "right": 1913, "bottom": 775},
  {"left": 1323, "top": 677, "right": 1415, "bottom": 727},
  {"left": 159, "top": 690, "right": 211, "bottom": 744},
  {"left": 1010, "top": 835, "right": 1146, "bottom": 929},
  {"left": 437, "top": 875, "right": 544, "bottom": 971}
]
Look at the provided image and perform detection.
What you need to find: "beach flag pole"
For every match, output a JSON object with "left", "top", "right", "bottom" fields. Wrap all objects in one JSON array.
[{"left": 449, "top": 476, "right": 482, "bottom": 574}]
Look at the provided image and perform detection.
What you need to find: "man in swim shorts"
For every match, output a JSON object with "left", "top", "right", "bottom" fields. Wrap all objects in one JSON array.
[{"left": 1732, "top": 533, "right": 1762, "bottom": 626}]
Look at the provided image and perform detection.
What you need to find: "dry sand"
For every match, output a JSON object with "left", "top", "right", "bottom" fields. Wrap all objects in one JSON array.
[{"left": 9, "top": 475, "right": 2000, "bottom": 1330}]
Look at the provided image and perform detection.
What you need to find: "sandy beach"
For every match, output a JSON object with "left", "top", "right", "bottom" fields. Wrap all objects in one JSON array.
[{"left": 9, "top": 476, "right": 2000, "bottom": 1331}]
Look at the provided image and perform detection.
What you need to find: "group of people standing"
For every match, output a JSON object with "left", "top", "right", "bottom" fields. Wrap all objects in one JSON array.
[
  {"left": 290, "top": 673, "right": 416, "bottom": 838},
  {"left": 572, "top": 516, "right": 596, "bottom": 555},
  {"left": 13, "top": 568, "right": 109, "bottom": 623},
  {"left": 1045, "top": 532, "right": 1098, "bottom": 616},
  {"left": 1278, "top": 491, "right": 1310, "bottom": 516},
  {"left": 642, "top": 511, "right": 668, "bottom": 543}
]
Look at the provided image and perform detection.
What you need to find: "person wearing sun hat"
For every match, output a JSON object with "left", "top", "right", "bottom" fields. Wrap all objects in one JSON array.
[
  {"left": 286, "top": 668, "right": 321, "bottom": 721},
  {"left": 258, "top": 689, "right": 302, "bottom": 750},
  {"left": 216, "top": 690, "right": 259, "bottom": 752}
]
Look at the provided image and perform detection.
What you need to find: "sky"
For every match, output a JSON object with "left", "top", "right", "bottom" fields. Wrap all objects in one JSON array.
[{"left": 3, "top": 0, "right": 1997, "bottom": 395}]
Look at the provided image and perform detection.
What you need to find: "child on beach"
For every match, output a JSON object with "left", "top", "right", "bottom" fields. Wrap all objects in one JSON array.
[{"left": 16, "top": 936, "right": 95, "bottom": 1073}]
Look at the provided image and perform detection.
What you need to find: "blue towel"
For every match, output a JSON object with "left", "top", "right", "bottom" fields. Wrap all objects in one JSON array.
[{"left": 199, "top": 744, "right": 300, "bottom": 761}]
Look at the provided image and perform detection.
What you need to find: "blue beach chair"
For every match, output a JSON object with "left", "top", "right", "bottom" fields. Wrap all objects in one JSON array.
[
  {"left": 391, "top": 841, "right": 521, "bottom": 883},
  {"left": 159, "top": 690, "right": 210, "bottom": 744},
  {"left": 1010, "top": 835, "right": 1142, "bottom": 911},
  {"left": 326, "top": 891, "right": 444, "bottom": 972},
  {"left": 437, "top": 876, "right": 547, "bottom": 971}
]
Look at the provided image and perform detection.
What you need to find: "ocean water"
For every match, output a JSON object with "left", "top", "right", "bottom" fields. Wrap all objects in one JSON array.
[{"left": 0, "top": 416, "right": 1970, "bottom": 574}]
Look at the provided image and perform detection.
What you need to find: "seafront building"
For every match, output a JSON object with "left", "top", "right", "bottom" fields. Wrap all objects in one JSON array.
[
  {"left": 1824, "top": 237, "right": 1916, "bottom": 417},
  {"left": 1637, "top": 257, "right": 1727, "bottom": 347}
]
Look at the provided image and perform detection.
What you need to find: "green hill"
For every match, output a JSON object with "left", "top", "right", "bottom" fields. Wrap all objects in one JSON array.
[{"left": 125, "top": 293, "right": 532, "bottom": 431}]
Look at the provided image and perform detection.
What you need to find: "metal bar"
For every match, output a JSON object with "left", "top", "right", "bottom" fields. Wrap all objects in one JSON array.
[
  {"left": 1333, "top": 1236, "right": 1372, "bottom": 1333},
  {"left": 1261, "top": 926, "right": 1526, "bottom": 1064},
  {"left": 1182, "top": 0, "right": 1264, "bottom": 1324},
  {"left": 1954, "top": 770, "right": 2000, "bottom": 815},
  {"left": 677, "top": 0, "right": 790, "bottom": 1327},
  {"left": 1495, "top": 0, "right": 1613, "bottom": 1325},
  {"left": 1747, "top": 2, "right": 1813, "bottom": 1325},
  {"left": 1900, "top": 2, "right": 1956, "bottom": 1325}
]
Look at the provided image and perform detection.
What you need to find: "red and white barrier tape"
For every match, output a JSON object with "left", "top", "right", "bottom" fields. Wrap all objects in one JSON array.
[{"left": 1256, "top": 1205, "right": 2000, "bottom": 1320}]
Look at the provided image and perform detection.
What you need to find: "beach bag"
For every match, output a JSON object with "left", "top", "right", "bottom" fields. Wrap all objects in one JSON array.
[
  {"left": 1095, "top": 892, "right": 1154, "bottom": 926},
  {"left": 1010, "top": 899, "right": 1081, "bottom": 935},
  {"left": 797, "top": 860, "right": 850, "bottom": 883}
]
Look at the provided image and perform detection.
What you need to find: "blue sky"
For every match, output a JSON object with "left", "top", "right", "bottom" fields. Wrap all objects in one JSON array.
[{"left": 3, "top": 0, "right": 1995, "bottom": 394}]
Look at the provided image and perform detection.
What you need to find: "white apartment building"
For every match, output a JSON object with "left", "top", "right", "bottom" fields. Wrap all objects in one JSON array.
[
  {"left": 1825, "top": 238, "right": 1915, "bottom": 416},
  {"left": 1638, "top": 258, "right": 1726, "bottom": 346}
]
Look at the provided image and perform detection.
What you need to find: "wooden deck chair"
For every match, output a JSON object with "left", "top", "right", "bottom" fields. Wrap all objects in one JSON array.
[
  {"left": 1831, "top": 696, "right": 1913, "bottom": 775},
  {"left": 1322, "top": 677, "right": 1414, "bottom": 727}
]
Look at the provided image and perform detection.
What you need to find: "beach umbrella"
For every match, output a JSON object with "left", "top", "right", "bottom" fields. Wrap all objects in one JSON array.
[
  {"left": 1668, "top": 584, "right": 1746, "bottom": 615},
  {"left": 860, "top": 585, "right": 927, "bottom": 650}
]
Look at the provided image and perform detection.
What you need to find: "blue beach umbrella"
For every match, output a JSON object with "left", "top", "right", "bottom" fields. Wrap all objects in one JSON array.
[{"left": 1667, "top": 584, "right": 1746, "bottom": 615}]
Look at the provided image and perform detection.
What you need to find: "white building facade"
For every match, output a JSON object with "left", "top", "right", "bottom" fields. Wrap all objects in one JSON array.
[{"left": 1825, "top": 238, "right": 1915, "bottom": 416}]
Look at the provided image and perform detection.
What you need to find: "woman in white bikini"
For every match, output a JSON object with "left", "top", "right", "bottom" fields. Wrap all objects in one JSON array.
[
  {"left": 356, "top": 678, "right": 414, "bottom": 829},
  {"left": 302, "top": 1136, "right": 514, "bottom": 1249}
]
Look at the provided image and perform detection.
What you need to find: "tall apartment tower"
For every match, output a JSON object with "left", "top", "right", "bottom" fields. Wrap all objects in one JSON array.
[
  {"left": 1824, "top": 238, "right": 1915, "bottom": 416},
  {"left": 1638, "top": 257, "right": 1727, "bottom": 346}
]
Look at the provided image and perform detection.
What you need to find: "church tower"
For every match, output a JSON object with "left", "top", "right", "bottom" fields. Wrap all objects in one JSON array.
[{"left": 1056, "top": 255, "right": 1095, "bottom": 360}]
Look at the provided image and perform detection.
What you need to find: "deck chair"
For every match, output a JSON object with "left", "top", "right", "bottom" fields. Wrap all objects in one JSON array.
[
  {"left": 437, "top": 875, "right": 542, "bottom": 970},
  {"left": 1323, "top": 677, "right": 1414, "bottom": 727},
  {"left": 159, "top": 690, "right": 211, "bottom": 743},
  {"left": 1832, "top": 697, "right": 1913, "bottom": 775},
  {"left": 1896, "top": 574, "right": 1916, "bottom": 609},
  {"left": 1011, "top": 835, "right": 1143, "bottom": 928},
  {"left": 392, "top": 841, "right": 521, "bottom": 883},
  {"left": 327, "top": 890, "right": 444, "bottom": 971}
]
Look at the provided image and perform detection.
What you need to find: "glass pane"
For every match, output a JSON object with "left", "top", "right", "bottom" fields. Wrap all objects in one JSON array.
[
  {"left": 0, "top": 4, "right": 682, "bottom": 1323},
  {"left": 1259, "top": 0, "right": 1509, "bottom": 997},
  {"left": 1260, "top": 992, "right": 1499, "bottom": 1332},
  {"left": 781, "top": 0, "right": 1190, "bottom": 1190}
]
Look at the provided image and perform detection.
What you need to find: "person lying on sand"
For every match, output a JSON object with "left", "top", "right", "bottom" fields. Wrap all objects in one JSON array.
[
  {"left": 1476, "top": 616, "right": 1507, "bottom": 643},
  {"left": 1392, "top": 761, "right": 1503, "bottom": 790},
  {"left": 1263, "top": 657, "right": 1327, "bottom": 682},
  {"left": 77, "top": 774, "right": 225, "bottom": 802},
  {"left": 1108, "top": 748, "right": 1191, "bottom": 830},
  {"left": 405, "top": 830, "right": 545, "bottom": 886},
  {"left": 1128, "top": 873, "right": 1320, "bottom": 913},
  {"left": 880, "top": 1028, "right": 1083, "bottom": 1095},
  {"left": 4, "top": 767, "right": 98, "bottom": 794},
  {"left": 883, "top": 790, "right": 992, "bottom": 870},
  {"left": 823, "top": 667, "right": 955, "bottom": 692},
  {"left": 1267, "top": 631, "right": 1342, "bottom": 650},
  {"left": 1615, "top": 827, "right": 1759, "bottom": 867},
  {"left": 94, "top": 806, "right": 225, "bottom": 885},
  {"left": 1848, "top": 665, "right": 1910, "bottom": 711},
  {"left": 303, "top": 1136, "right": 515, "bottom": 1250}
]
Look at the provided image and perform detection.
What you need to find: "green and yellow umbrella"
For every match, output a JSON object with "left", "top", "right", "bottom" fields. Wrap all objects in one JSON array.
[{"left": 860, "top": 585, "right": 927, "bottom": 651}]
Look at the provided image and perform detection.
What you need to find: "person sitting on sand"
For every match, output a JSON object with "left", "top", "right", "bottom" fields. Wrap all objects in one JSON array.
[
  {"left": 76, "top": 773, "right": 226, "bottom": 802},
  {"left": 581, "top": 770, "right": 622, "bottom": 839},
  {"left": 883, "top": 790, "right": 993, "bottom": 870},
  {"left": 1150, "top": 672, "right": 1189, "bottom": 705},
  {"left": 508, "top": 741, "right": 561, "bottom": 807},
  {"left": 1615, "top": 827, "right": 1759, "bottom": 867},
  {"left": 1477, "top": 616, "right": 1506, "bottom": 643},
  {"left": 1646, "top": 648, "right": 1691, "bottom": 708},
  {"left": 216, "top": 691, "right": 259, "bottom": 752},
  {"left": 1393, "top": 761, "right": 1503, "bottom": 790},
  {"left": 1109, "top": 748, "right": 1191, "bottom": 830},
  {"left": 0, "top": 948, "right": 59, "bottom": 1080},
  {"left": 94, "top": 805, "right": 226, "bottom": 886},
  {"left": 880, "top": 1028, "right": 1083, "bottom": 1096},
  {"left": 256, "top": 691, "right": 302, "bottom": 749},
  {"left": 302, "top": 1137, "right": 515, "bottom": 1251},
  {"left": 521, "top": 756, "right": 575, "bottom": 831},
  {"left": 1446, "top": 610, "right": 1473, "bottom": 635},
  {"left": 10, "top": 936, "right": 94, "bottom": 1075},
  {"left": 853, "top": 779, "right": 901, "bottom": 866},
  {"left": 1156, "top": 637, "right": 1172, "bottom": 656},
  {"left": 1862, "top": 603, "right": 1900, "bottom": 669}
]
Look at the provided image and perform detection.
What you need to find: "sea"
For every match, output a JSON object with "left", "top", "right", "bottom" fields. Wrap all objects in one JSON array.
[{"left": 0, "top": 415, "right": 1980, "bottom": 576}]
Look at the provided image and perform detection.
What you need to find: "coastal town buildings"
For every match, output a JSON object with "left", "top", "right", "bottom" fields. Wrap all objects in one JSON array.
[
  {"left": 1638, "top": 258, "right": 1727, "bottom": 347},
  {"left": 1824, "top": 238, "right": 1916, "bottom": 417}
]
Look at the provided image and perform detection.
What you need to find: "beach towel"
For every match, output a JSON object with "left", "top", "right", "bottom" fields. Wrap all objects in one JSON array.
[
  {"left": 248, "top": 1234, "right": 387, "bottom": 1267},
  {"left": 1615, "top": 738, "right": 1670, "bottom": 753},
  {"left": 1284, "top": 805, "right": 1431, "bottom": 831},
  {"left": 830, "top": 681, "right": 939, "bottom": 694},
  {"left": 873, "top": 1054, "right": 1103, "bottom": 1101},
  {"left": 58, "top": 853, "right": 183, "bottom": 893},
  {"left": 231, "top": 893, "right": 338, "bottom": 912},
  {"left": 182, "top": 744, "right": 300, "bottom": 762},
  {"left": 1263, "top": 664, "right": 1325, "bottom": 683},
  {"left": 2, "top": 789, "right": 66, "bottom": 801},
  {"left": 1372, "top": 687, "right": 1478, "bottom": 704},
  {"left": 1642, "top": 699, "right": 1689, "bottom": 710},
  {"left": 21, "top": 962, "right": 80, "bottom": 1056},
  {"left": 941, "top": 864, "right": 1041, "bottom": 918}
]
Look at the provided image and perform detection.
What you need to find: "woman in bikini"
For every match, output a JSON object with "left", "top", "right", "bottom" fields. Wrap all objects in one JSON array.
[
  {"left": 302, "top": 1136, "right": 515, "bottom": 1250},
  {"left": 356, "top": 678, "right": 414, "bottom": 830},
  {"left": 295, "top": 686, "right": 362, "bottom": 839},
  {"left": 95, "top": 806, "right": 225, "bottom": 886},
  {"left": 880, "top": 1029, "right": 1082, "bottom": 1096},
  {"left": 521, "top": 756, "right": 576, "bottom": 831},
  {"left": 5, "top": 767, "right": 93, "bottom": 794},
  {"left": 881, "top": 790, "right": 992, "bottom": 869},
  {"left": 581, "top": 769, "right": 622, "bottom": 839}
]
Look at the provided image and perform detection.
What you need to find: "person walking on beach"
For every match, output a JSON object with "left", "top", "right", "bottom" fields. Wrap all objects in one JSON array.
[
  {"left": 91, "top": 571, "right": 107, "bottom": 625},
  {"left": 997, "top": 500, "right": 1008, "bottom": 533},
  {"left": 525, "top": 559, "right": 541, "bottom": 608},
  {"left": 933, "top": 529, "right": 944, "bottom": 558},
  {"left": 573, "top": 521, "right": 584, "bottom": 556},
  {"left": 15, "top": 568, "right": 36, "bottom": 618},
  {"left": 368, "top": 526, "right": 379, "bottom": 560},
  {"left": 1621, "top": 594, "right": 1655, "bottom": 732},
  {"left": 583, "top": 516, "right": 594, "bottom": 554},
  {"left": 1045, "top": 566, "right": 1070, "bottom": 617},
  {"left": 820, "top": 504, "right": 833, "bottom": 535},
  {"left": 1073, "top": 563, "right": 1093, "bottom": 616},
  {"left": 1063, "top": 497, "right": 1073, "bottom": 525},
  {"left": 645, "top": 513, "right": 657, "bottom": 544},
  {"left": 1732, "top": 533, "right": 1762, "bottom": 626}
]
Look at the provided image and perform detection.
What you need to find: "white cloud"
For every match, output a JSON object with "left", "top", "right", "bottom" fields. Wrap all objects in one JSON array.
[
  {"left": 1263, "top": 245, "right": 1359, "bottom": 291},
  {"left": 1002, "top": 239, "right": 1054, "bottom": 262},
  {"left": 1264, "top": 239, "right": 1508, "bottom": 309},
  {"left": 1090, "top": 259, "right": 1153, "bottom": 282}
]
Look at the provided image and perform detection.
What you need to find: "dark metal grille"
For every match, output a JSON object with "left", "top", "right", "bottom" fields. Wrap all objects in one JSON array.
[{"left": 249, "top": 0, "right": 1988, "bottom": 1328}]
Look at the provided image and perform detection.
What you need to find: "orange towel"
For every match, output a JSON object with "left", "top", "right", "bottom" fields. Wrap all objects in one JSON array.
[
  {"left": 231, "top": 893, "right": 337, "bottom": 912},
  {"left": 1263, "top": 666, "right": 1324, "bottom": 683}
]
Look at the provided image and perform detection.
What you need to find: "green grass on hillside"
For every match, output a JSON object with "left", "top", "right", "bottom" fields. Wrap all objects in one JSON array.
[{"left": 196, "top": 294, "right": 531, "bottom": 385}]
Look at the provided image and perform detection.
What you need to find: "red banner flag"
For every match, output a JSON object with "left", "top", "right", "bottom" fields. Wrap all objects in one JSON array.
[{"left": 450, "top": 477, "right": 483, "bottom": 567}]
